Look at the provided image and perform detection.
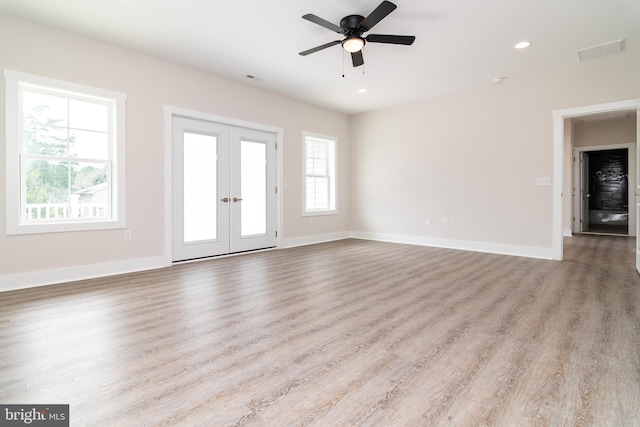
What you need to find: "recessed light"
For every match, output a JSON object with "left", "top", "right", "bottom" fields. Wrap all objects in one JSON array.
[
  {"left": 358, "top": 88, "right": 367, "bottom": 93},
  {"left": 514, "top": 41, "right": 532, "bottom": 49}
]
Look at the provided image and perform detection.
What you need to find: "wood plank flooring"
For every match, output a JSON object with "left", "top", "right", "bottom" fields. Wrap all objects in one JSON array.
[{"left": 1, "top": 236, "right": 639, "bottom": 426}]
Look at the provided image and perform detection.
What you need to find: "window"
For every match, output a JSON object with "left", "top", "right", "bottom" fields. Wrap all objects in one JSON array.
[
  {"left": 303, "top": 132, "right": 337, "bottom": 215},
  {"left": 4, "top": 70, "right": 126, "bottom": 234}
]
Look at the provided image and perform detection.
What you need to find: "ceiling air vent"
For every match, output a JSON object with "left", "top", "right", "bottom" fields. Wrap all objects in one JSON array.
[{"left": 577, "top": 39, "right": 624, "bottom": 61}]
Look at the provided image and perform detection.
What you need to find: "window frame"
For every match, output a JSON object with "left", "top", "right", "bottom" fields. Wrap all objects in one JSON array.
[
  {"left": 4, "top": 69, "right": 126, "bottom": 235},
  {"left": 302, "top": 131, "right": 337, "bottom": 216}
]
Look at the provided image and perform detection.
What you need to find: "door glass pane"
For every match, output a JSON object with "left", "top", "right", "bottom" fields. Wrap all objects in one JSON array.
[
  {"left": 184, "top": 132, "right": 217, "bottom": 242},
  {"left": 241, "top": 140, "right": 266, "bottom": 236}
]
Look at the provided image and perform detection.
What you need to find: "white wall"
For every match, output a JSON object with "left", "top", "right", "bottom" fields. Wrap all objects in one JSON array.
[
  {"left": 350, "top": 49, "right": 640, "bottom": 257},
  {"left": 573, "top": 115, "right": 637, "bottom": 147},
  {"left": 0, "top": 14, "right": 350, "bottom": 287}
]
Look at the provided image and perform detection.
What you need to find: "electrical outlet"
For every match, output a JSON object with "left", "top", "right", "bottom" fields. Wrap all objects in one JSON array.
[
  {"left": 442, "top": 218, "right": 449, "bottom": 227},
  {"left": 536, "top": 177, "right": 551, "bottom": 186},
  {"left": 124, "top": 230, "right": 132, "bottom": 241},
  {"left": 425, "top": 218, "right": 431, "bottom": 225}
]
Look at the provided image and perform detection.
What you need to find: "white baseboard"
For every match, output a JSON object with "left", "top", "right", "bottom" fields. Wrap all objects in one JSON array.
[
  {"left": 1, "top": 230, "right": 556, "bottom": 293},
  {"left": 282, "top": 231, "right": 351, "bottom": 249},
  {"left": 0, "top": 256, "right": 166, "bottom": 292},
  {"left": 563, "top": 228, "right": 573, "bottom": 237},
  {"left": 350, "top": 231, "right": 554, "bottom": 260}
]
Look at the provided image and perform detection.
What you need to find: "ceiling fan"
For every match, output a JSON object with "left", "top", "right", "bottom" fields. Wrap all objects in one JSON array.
[{"left": 299, "top": 0, "right": 416, "bottom": 68}]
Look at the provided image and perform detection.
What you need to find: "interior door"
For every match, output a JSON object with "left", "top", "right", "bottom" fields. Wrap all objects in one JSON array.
[
  {"left": 580, "top": 152, "right": 590, "bottom": 232},
  {"left": 172, "top": 117, "right": 277, "bottom": 262}
]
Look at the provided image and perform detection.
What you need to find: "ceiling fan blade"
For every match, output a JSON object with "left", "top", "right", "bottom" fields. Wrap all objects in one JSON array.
[
  {"left": 366, "top": 34, "right": 416, "bottom": 45},
  {"left": 351, "top": 50, "right": 364, "bottom": 67},
  {"left": 360, "top": 1, "right": 397, "bottom": 32},
  {"left": 299, "top": 40, "right": 341, "bottom": 56},
  {"left": 302, "top": 14, "right": 344, "bottom": 33}
]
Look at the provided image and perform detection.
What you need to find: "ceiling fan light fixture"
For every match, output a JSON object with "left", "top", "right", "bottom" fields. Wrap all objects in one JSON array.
[{"left": 342, "top": 37, "right": 365, "bottom": 53}]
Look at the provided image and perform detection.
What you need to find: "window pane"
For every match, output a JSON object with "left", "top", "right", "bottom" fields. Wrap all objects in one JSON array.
[
  {"left": 69, "top": 99, "right": 108, "bottom": 132},
  {"left": 25, "top": 159, "right": 70, "bottom": 207},
  {"left": 22, "top": 92, "right": 70, "bottom": 156},
  {"left": 305, "top": 141, "right": 327, "bottom": 175},
  {"left": 72, "top": 162, "right": 108, "bottom": 219},
  {"left": 306, "top": 157, "right": 327, "bottom": 176},
  {"left": 24, "top": 159, "right": 109, "bottom": 221},
  {"left": 70, "top": 129, "right": 108, "bottom": 159},
  {"left": 241, "top": 140, "right": 266, "bottom": 236},
  {"left": 306, "top": 176, "right": 329, "bottom": 210},
  {"left": 22, "top": 91, "right": 68, "bottom": 127},
  {"left": 183, "top": 132, "right": 217, "bottom": 242}
]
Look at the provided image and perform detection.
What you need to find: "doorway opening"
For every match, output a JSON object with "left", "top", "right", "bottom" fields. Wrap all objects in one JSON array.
[
  {"left": 553, "top": 99, "right": 639, "bottom": 263},
  {"left": 575, "top": 148, "right": 629, "bottom": 235}
]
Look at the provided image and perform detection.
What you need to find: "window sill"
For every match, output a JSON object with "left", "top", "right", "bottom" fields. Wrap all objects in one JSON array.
[
  {"left": 7, "top": 219, "right": 125, "bottom": 236},
  {"left": 302, "top": 210, "right": 338, "bottom": 217}
]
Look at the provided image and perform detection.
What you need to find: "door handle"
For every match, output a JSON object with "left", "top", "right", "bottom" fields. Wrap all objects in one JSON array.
[
  {"left": 221, "top": 197, "right": 230, "bottom": 202},
  {"left": 233, "top": 197, "right": 243, "bottom": 202}
]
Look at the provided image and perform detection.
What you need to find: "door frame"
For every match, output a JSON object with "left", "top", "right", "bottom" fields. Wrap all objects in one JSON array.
[
  {"left": 163, "top": 105, "right": 284, "bottom": 266},
  {"left": 553, "top": 98, "right": 640, "bottom": 261},
  {"left": 572, "top": 143, "right": 636, "bottom": 235}
]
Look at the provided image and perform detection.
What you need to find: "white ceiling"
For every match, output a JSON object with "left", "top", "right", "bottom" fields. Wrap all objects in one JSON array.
[{"left": 0, "top": 0, "right": 638, "bottom": 115}]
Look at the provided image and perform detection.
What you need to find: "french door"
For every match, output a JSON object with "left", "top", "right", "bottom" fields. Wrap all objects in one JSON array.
[{"left": 172, "top": 116, "right": 277, "bottom": 262}]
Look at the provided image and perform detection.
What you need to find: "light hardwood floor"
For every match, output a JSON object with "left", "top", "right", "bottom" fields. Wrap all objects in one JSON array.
[{"left": 1, "top": 236, "right": 639, "bottom": 426}]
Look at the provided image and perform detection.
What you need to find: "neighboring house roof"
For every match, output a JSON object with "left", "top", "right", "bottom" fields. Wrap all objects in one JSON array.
[{"left": 73, "top": 182, "right": 106, "bottom": 196}]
